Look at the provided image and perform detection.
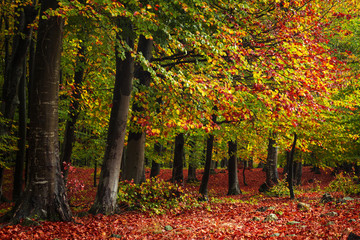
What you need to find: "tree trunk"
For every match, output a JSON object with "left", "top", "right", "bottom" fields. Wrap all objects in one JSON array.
[
  {"left": 287, "top": 133, "right": 297, "bottom": 199},
  {"left": 6, "top": 0, "right": 72, "bottom": 222},
  {"left": 1, "top": 3, "right": 35, "bottom": 203},
  {"left": 60, "top": 44, "right": 85, "bottom": 181},
  {"left": 265, "top": 134, "right": 279, "bottom": 187},
  {"left": 150, "top": 161, "right": 160, "bottom": 178},
  {"left": 89, "top": 17, "right": 135, "bottom": 215},
  {"left": 294, "top": 161, "right": 302, "bottom": 186},
  {"left": 227, "top": 140, "right": 241, "bottom": 195},
  {"left": 121, "top": 35, "right": 153, "bottom": 184},
  {"left": 172, "top": 133, "right": 184, "bottom": 184},
  {"left": 199, "top": 134, "right": 214, "bottom": 199},
  {"left": 150, "top": 142, "right": 162, "bottom": 178},
  {"left": 187, "top": 164, "right": 198, "bottom": 182}
]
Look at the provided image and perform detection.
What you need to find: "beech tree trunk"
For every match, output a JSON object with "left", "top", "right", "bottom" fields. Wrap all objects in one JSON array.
[
  {"left": 287, "top": 133, "right": 297, "bottom": 199},
  {"left": 265, "top": 134, "right": 279, "bottom": 187},
  {"left": 6, "top": 0, "right": 72, "bottom": 222},
  {"left": 121, "top": 35, "right": 153, "bottom": 184},
  {"left": 60, "top": 44, "right": 85, "bottom": 180},
  {"left": 187, "top": 164, "right": 198, "bottom": 182},
  {"left": 199, "top": 134, "right": 214, "bottom": 198},
  {"left": 227, "top": 140, "right": 241, "bottom": 195},
  {"left": 172, "top": 133, "right": 184, "bottom": 184},
  {"left": 150, "top": 142, "right": 162, "bottom": 178},
  {"left": 90, "top": 17, "right": 135, "bottom": 215}
]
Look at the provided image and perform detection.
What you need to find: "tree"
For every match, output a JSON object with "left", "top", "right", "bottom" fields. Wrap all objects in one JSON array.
[
  {"left": 121, "top": 35, "right": 153, "bottom": 184},
  {"left": 227, "top": 140, "right": 241, "bottom": 195},
  {"left": 199, "top": 134, "right": 214, "bottom": 199},
  {"left": 90, "top": 17, "right": 135, "bottom": 215},
  {"left": 287, "top": 133, "right": 298, "bottom": 199},
  {"left": 171, "top": 133, "right": 185, "bottom": 184},
  {"left": 265, "top": 133, "right": 279, "bottom": 188},
  {"left": 5, "top": 0, "right": 72, "bottom": 222},
  {"left": 1, "top": 1, "right": 35, "bottom": 202}
]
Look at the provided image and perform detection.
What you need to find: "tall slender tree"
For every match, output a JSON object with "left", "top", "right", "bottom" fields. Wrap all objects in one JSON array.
[
  {"left": 90, "top": 17, "right": 135, "bottom": 215},
  {"left": 121, "top": 35, "right": 153, "bottom": 184},
  {"left": 227, "top": 140, "right": 241, "bottom": 195},
  {"left": 172, "top": 133, "right": 185, "bottom": 184},
  {"left": 265, "top": 133, "right": 279, "bottom": 188},
  {"left": 199, "top": 134, "right": 214, "bottom": 199}
]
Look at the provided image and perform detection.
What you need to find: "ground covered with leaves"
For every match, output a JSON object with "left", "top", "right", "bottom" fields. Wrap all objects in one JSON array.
[{"left": 0, "top": 167, "right": 359, "bottom": 239}]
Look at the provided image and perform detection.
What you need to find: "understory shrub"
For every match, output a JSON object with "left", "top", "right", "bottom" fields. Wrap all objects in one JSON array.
[
  {"left": 326, "top": 173, "right": 360, "bottom": 195},
  {"left": 118, "top": 178, "right": 199, "bottom": 215},
  {"left": 266, "top": 176, "right": 301, "bottom": 197}
]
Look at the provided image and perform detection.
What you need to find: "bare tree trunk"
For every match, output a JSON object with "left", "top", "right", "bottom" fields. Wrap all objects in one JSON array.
[
  {"left": 89, "top": 17, "right": 135, "bottom": 215},
  {"left": 6, "top": 0, "right": 72, "bottom": 222},
  {"left": 172, "top": 133, "right": 184, "bottom": 184},
  {"left": 150, "top": 142, "right": 162, "bottom": 178},
  {"left": 287, "top": 133, "right": 297, "bottom": 199},
  {"left": 121, "top": 35, "right": 153, "bottom": 184},
  {"left": 265, "top": 133, "right": 279, "bottom": 187},
  {"left": 199, "top": 134, "right": 214, "bottom": 199},
  {"left": 227, "top": 140, "right": 241, "bottom": 195}
]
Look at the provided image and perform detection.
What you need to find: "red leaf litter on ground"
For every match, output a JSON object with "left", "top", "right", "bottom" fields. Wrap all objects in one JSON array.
[{"left": 0, "top": 167, "right": 359, "bottom": 239}]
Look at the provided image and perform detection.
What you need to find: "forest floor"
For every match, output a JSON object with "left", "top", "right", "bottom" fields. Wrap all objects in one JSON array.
[{"left": 0, "top": 166, "right": 359, "bottom": 239}]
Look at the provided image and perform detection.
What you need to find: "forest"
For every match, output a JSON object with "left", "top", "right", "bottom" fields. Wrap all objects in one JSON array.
[{"left": 0, "top": 0, "right": 360, "bottom": 239}]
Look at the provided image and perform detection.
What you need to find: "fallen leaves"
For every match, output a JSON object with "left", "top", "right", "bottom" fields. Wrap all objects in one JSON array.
[{"left": 0, "top": 167, "right": 359, "bottom": 239}]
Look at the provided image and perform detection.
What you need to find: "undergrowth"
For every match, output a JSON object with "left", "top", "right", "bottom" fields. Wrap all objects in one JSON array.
[
  {"left": 117, "top": 178, "right": 201, "bottom": 215},
  {"left": 266, "top": 176, "right": 302, "bottom": 197},
  {"left": 326, "top": 173, "right": 360, "bottom": 196}
]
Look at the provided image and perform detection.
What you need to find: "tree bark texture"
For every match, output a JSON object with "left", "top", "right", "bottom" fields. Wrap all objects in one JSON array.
[
  {"left": 227, "top": 140, "right": 241, "bottom": 195},
  {"left": 8, "top": 0, "right": 72, "bottom": 222},
  {"left": 122, "top": 35, "right": 153, "bottom": 184},
  {"left": 199, "top": 134, "right": 214, "bottom": 198},
  {"left": 90, "top": 17, "right": 135, "bottom": 215},
  {"left": 172, "top": 133, "right": 184, "bottom": 184},
  {"left": 265, "top": 134, "right": 279, "bottom": 187}
]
